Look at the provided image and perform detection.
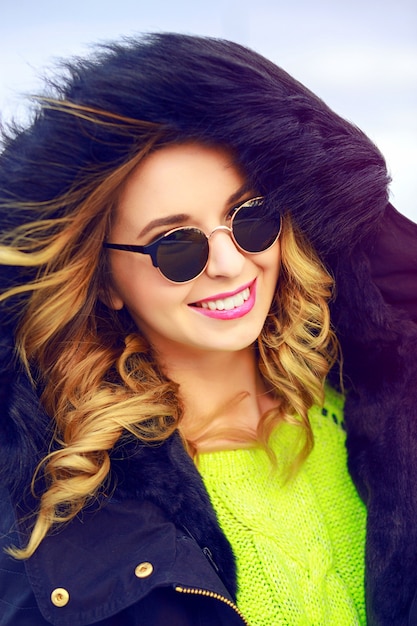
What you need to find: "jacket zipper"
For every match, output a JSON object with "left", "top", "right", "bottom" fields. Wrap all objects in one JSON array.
[{"left": 174, "top": 585, "right": 250, "bottom": 625}]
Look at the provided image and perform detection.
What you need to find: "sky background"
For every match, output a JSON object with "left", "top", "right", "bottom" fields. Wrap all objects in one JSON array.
[{"left": 1, "top": 0, "right": 416, "bottom": 222}]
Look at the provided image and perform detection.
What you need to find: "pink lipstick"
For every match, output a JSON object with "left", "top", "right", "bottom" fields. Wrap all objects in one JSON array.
[{"left": 190, "top": 279, "right": 256, "bottom": 320}]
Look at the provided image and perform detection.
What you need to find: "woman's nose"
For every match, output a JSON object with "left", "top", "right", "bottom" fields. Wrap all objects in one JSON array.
[{"left": 204, "top": 227, "right": 245, "bottom": 279}]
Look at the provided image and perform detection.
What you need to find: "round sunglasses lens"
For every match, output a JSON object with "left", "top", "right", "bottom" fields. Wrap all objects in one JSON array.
[
  {"left": 233, "top": 201, "right": 280, "bottom": 252},
  {"left": 156, "top": 229, "right": 209, "bottom": 282}
]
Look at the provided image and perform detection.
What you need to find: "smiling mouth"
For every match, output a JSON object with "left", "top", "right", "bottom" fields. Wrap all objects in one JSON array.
[{"left": 193, "top": 286, "right": 251, "bottom": 312}]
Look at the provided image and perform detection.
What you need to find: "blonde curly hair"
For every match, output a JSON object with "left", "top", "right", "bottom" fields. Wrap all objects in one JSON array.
[{"left": 0, "top": 106, "right": 337, "bottom": 560}]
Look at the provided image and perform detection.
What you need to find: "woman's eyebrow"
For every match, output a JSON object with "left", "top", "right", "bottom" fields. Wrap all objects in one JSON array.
[
  {"left": 138, "top": 183, "right": 253, "bottom": 239},
  {"left": 138, "top": 213, "right": 189, "bottom": 238}
]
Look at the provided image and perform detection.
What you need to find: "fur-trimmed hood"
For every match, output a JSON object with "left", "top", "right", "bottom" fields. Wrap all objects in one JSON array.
[
  {"left": 0, "top": 33, "right": 389, "bottom": 253},
  {"left": 1, "top": 33, "right": 417, "bottom": 625}
]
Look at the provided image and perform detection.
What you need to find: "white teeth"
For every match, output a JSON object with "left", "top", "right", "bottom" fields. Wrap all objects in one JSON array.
[
  {"left": 224, "top": 296, "right": 235, "bottom": 311},
  {"left": 199, "top": 287, "right": 250, "bottom": 311},
  {"left": 233, "top": 292, "right": 245, "bottom": 307}
]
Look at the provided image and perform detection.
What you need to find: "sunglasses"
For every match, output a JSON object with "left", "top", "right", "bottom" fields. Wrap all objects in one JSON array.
[{"left": 103, "top": 196, "right": 281, "bottom": 283}]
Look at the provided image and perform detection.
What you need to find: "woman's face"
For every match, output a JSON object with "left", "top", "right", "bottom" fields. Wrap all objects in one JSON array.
[{"left": 107, "top": 143, "right": 280, "bottom": 364}]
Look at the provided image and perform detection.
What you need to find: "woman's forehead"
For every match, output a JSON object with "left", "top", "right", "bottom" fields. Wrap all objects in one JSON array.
[{"left": 113, "top": 143, "right": 248, "bottom": 231}]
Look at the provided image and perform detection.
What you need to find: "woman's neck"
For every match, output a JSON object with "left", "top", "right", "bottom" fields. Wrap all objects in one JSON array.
[{"left": 159, "top": 346, "right": 276, "bottom": 451}]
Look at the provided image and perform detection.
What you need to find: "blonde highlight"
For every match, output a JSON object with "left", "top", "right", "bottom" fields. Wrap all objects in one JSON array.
[{"left": 1, "top": 104, "right": 338, "bottom": 557}]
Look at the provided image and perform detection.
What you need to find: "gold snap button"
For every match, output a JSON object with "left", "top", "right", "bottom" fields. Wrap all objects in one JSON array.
[
  {"left": 51, "top": 587, "right": 70, "bottom": 607},
  {"left": 134, "top": 561, "right": 154, "bottom": 578}
]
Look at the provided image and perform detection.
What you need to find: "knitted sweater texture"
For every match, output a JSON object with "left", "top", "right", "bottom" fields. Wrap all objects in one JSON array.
[{"left": 198, "top": 388, "right": 367, "bottom": 625}]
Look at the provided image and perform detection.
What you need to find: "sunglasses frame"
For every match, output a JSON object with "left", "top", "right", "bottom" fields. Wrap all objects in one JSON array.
[{"left": 103, "top": 196, "right": 281, "bottom": 283}]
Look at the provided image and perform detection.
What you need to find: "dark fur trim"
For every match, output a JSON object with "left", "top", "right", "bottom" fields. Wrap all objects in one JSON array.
[
  {"left": 0, "top": 336, "right": 53, "bottom": 500},
  {"left": 328, "top": 231, "right": 417, "bottom": 624},
  {"left": 0, "top": 33, "right": 389, "bottom": 259}
]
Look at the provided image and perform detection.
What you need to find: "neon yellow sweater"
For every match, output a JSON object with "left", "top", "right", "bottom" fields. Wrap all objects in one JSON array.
[{"left": 198, "top": 387, "right": 367, "bottom": 625}]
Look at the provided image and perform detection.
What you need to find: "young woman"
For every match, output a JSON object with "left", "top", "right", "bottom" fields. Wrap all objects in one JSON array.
[{"left": 0, "top": 33, "right": 416, "bottom": 626}]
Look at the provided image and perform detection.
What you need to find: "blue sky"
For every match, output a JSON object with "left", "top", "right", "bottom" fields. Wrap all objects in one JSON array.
[{"left": 1, "top": 0, "right": 416, "bottom": 221}]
